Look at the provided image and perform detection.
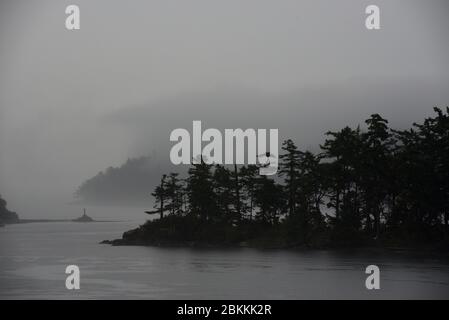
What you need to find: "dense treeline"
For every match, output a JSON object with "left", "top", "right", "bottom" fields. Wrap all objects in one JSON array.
[{"left": 122, "top": 108, "right": 449, "bottom": 248}]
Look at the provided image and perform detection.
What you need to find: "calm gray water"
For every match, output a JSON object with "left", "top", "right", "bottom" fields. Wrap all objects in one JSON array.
[{"left": 1, "top": 222, "right": 448, "bottom": 299}]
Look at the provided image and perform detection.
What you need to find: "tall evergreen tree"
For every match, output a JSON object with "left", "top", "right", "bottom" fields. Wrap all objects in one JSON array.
[
  {"left": 240, "top": 165, "right": 259, "bottom": 220},
  {"left": 321, "top": 126, "right": 364, "bottom": 235},
  {"left": 253, "top": 176, "right": 285, "bottom": 225},
  {"left": 279, "top": 139, "right": 302, "bottom": 217},
  {"left": 360, "top": 114, "right": 393, "bottom": 238},
  {"left": 233, "top": 164, "right": 243, "bottom": 222},
  {"left": 147, "top": 174, "right": 167, "bottom": 219},
  {"left": 187, "top": 159, "right": 217, "bottom": 221},
  {"left": 166, "top": 173, "right": 185, "bottom": 216},
  {"left": 213, "top": 164, "right": 233, "bottom": 221}
]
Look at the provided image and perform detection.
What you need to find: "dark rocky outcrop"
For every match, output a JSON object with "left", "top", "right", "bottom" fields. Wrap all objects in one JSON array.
[{"left": 0, "top": 194, "right": 19, "bottom": 225}]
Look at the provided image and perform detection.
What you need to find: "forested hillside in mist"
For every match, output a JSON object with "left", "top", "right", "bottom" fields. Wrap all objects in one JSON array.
[{"left": 75, "top": 157, "right": 163, "bottom": 206}]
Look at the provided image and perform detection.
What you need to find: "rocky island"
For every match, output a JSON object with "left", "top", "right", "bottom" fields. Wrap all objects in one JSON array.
[
  {"left": 72, "top": 209, "right": 94, "bottom": 222},
  {"left": 0, "top": 194, "right": 19, "bottom": 226}
]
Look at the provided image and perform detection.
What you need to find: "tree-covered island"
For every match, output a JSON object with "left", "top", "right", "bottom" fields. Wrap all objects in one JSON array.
[{"left": 104, "top": 108, "right": 449, "bottom": 249}]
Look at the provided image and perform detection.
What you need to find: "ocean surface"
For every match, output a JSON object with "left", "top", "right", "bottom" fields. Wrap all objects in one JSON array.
[{"left": 1, "top": 221, "right": 449, "bottom": 299}]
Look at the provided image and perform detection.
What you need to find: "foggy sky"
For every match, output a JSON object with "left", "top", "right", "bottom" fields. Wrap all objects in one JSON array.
[{"left": 1, "top": 0, "right": 449, "bottom": 220}]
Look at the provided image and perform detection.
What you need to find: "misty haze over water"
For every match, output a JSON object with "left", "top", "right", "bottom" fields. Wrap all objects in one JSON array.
[
  {"left": 1, "top": 0, "right": 449, "bottom": 219},
  {"left": 1, "top": 0, "right": 449, "bottom": 301}
]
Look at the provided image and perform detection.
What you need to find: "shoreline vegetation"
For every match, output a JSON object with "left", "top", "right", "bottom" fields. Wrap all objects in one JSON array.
[{"left": 105, "top": 108, "right": 449, "bottom": 251}]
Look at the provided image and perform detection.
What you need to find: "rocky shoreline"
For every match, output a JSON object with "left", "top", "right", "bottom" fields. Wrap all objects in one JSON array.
[{"left": 100, "top": 218, "right": 449, "bottom": 252}]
